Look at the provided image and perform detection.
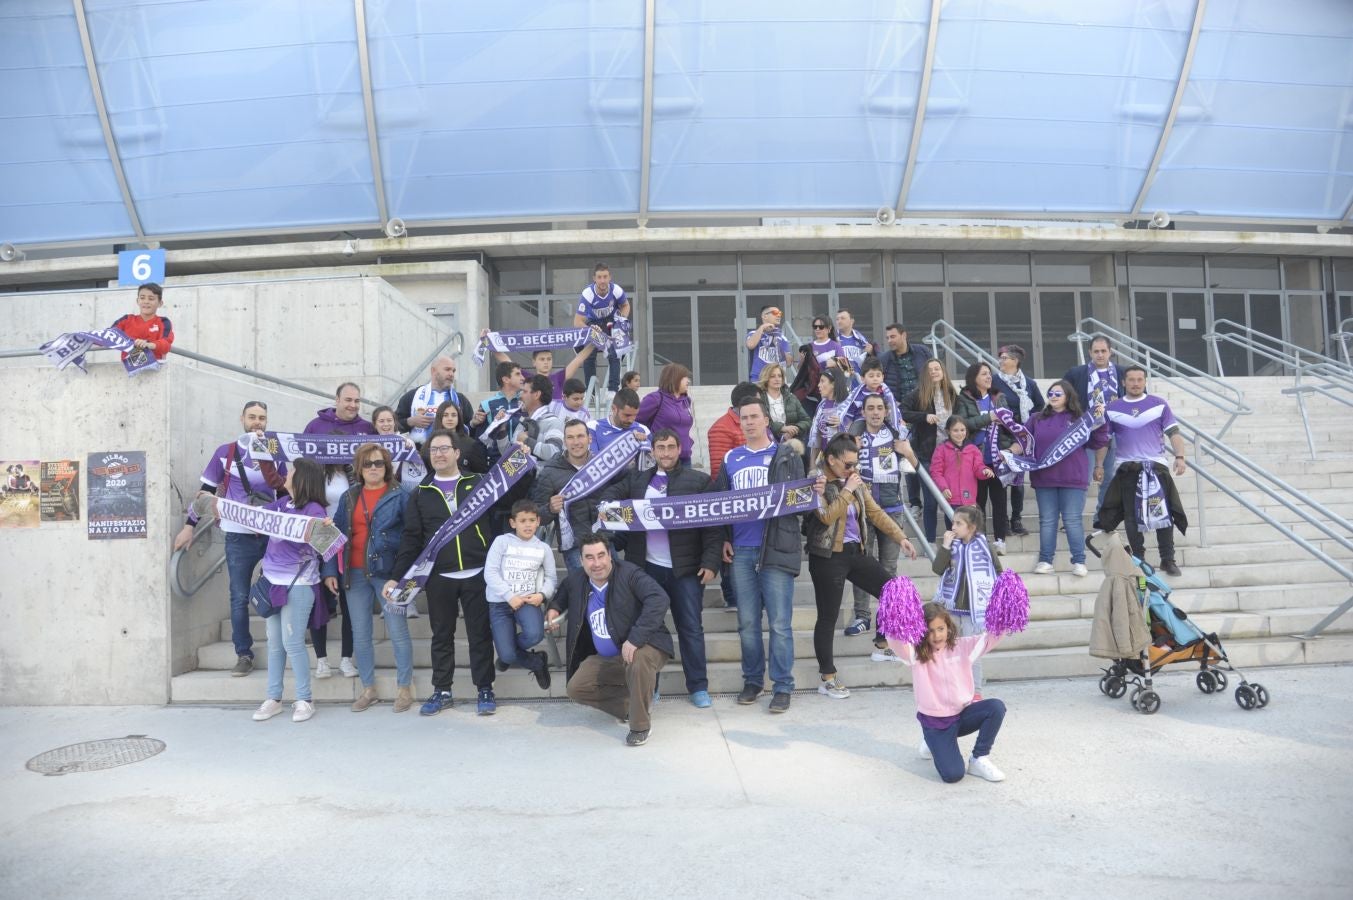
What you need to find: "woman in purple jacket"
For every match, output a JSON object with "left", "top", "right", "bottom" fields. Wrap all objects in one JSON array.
[
  {"left": 637, "top": 363, "right": 695, "bottom": 464},
  {"left": 1027, "top": 380, "right": 1107, "bottom": 577},
  {"left": 251, "top": 458, "right": 339, "bottom": 724}
]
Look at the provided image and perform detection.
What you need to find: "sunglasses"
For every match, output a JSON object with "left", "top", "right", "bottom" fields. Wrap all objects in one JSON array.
[
  {"left": 1046, "top": 390, "right": 1064, "bottom": 397},
  {"left": 361, "top": 459, "right": 386, "bottom": 469},
  {"left": 813, "top": 323, "right": 829, "bottom": 330}
]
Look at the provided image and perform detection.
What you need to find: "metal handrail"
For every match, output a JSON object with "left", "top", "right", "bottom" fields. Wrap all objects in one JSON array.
[
  {"left": 1334, "top": 317, "right": 1353, "bottom": 367},
  {"left": 170, "top": 519, "right": 226, "bottom": 598},
  {"left": 1206, "top": 317, "right": 1352, "bottom": 379},
  {"left": 383, "top": 329, "right": 465, "bottom": 408},
  {"left": 923, "top": 319, "right": 1002, "bottom": 374},
  {"left": 933, "top": 321, "right": 1353, "bottom": 639},
  {"left": 1070, "top": 318, "right": 1252, "bottom": 439}
]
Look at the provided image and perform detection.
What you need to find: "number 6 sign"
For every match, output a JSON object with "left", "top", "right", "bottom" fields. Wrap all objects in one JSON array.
[{"left": 118, "top": 249, "right": 165, "bottom": 286}]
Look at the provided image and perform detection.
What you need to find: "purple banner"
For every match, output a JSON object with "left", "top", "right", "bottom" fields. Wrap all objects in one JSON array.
[
  {"left": 247, "top": 432, "right": 427, "bottom": 483},
  {"left": 472, "top": 325, "right": 609, "bottom": 365},
  {"left": 596, "top": 477, "right": 820, "bottom": 532},
  {"left": 556, "top": 429, "right": 649, "bottom": 549}
]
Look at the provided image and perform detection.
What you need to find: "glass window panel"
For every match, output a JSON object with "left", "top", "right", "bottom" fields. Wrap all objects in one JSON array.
[
  {"left": 648, "top": 254, "right": 737, "bottom": 291},
  {"left": 786, "top": 293, "right": 831, "bottom": 351},
  {"left": 895, "top": 252, "right": 946, "bottom": 285},
  {"left": 1033, "top": 253, "right": 1115, "bottom": 286},
  {"left": 1208, "top": 256, "right": 1279, "bottom": 290},
  {"left": 994, "top": 292, "right": 1033, "bottom": 366},
  {"left": 0, "top": 5, "right": 132, "bottom": 242},
  {"left": 953, "top": 291, "right": 993, "bottom": 360},
  {"left": 897, "top": 291, "right": 944, "bottom": 340},
  {"left": 1132, "top": 291, "right": 1170, "bottom": 359},
  {"left": 490, "top": 298, "right": 541, "bottom": 332},
  {"left": 1249, "top": 294, "right": 1284, "bottom": 375},
  {"left": 649, "top": 1, "right": 928, "bottom": 211},
  {"left": 907, "top": 0, "right": 1195, "bottom": 212},
  {"left": 833, "top": 253, "right": 884, "bottom": 289},
  {"left": 947, "top": 253, "right": 1030, "bottom": 286},
  {"left": 1142, "top": 0, "right": 1353, "bottom": 218},
  {"left": 1282, "top": 258, "right": 1322, "bottom": 291},
  {"left": 549, "top": 297, "right": 580, "bottom": 329},
  {"left": 696, "top": 295, "right": 740, "bottom": 385},
  {"left": 1211, "top": 293, "right": 1249, "bottom": 375},
  {"left": 367, "top": 0, "right": 642, "bottom": 219},
  {"left": 1173, "top": 292, "right": 1208, "bottom": 370},
  {"left": 742, "top": 253, "right": 829, "bottom": 290},
  {"left": 87, "top": 0, "right": 377, "bottom": 233},
  {"left": 1336, "top": 260, "right": 1353, "bottom": 291},
  {"left": 837, "top": 292, "right": 883, "bottom": 352},
  {"left": 1129, "top": 254, "right": 1204, "bottom": 287},
  {"left": 1039, "top": 291, "right": 1080, "bottom": 377},
  {"left": 547, "top": 257, "right": 636, "bottom": 295},
  {"left": 651, "top": 296, "right": 693, "bottom": 370},
  {"left": 1288, "top": 292, "right": 1327, "bottom": 357},
  {"left": 494, "top": 259, "right": 542, "bottom": 295}
]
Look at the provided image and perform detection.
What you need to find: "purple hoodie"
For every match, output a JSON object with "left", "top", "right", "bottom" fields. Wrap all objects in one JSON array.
[
  {"left": 1027, "top": 410, "right": 1109, "bottom": 490},
  {"left": 304, "top": 407, "right": 376, "bottom": 436},
  {"left": 637, "top": 390, "right": 694, "bottom": 460}
]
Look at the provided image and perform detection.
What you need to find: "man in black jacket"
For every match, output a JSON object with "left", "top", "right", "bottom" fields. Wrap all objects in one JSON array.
[
  {"left": 879, "top": 324, "right": 932, "bottom": 511},
  {"left": 602, "top": 428, "right": 721, "bottom": 709},
  {"left": 531, "top": 419, "right": 607, "bottom": 571},
  {"left": 385, "top": 429, "right": 527, "bottom": 718},
  {"left": 547, "top": 533, "right": 673, "bottom": 746}
]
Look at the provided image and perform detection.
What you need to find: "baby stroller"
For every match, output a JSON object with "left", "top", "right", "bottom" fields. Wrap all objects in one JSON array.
[{"left": 1087, "top": 532, "right": 1270, "bottom": 715}]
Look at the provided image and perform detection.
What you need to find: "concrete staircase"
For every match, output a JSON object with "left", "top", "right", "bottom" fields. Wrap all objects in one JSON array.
[{"left": 171, "top": 376, "right": 1353, "bottom": 706}]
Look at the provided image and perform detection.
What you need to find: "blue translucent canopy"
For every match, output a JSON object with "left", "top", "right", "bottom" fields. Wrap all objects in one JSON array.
[{"left": 1, "top": 0, "right": 1349, "bottom": 245}]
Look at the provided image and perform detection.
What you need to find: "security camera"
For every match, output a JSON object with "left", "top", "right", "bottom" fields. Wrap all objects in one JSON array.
[{"left": 341, "top": 239, "right": 356, "bottom": 257}]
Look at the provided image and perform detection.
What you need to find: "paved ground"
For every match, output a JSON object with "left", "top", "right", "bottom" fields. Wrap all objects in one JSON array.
[{"left": 2, "top": 664, "right": 1350, "bottom": 899}]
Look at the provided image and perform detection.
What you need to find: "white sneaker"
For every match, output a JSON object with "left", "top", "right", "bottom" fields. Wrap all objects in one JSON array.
[
  {"left": 968, "top": 754, "right": 1006, "bottom": 782},
  {"left": 315, "top": 659, "right": 332, "bottom": 679},
  {"left": 252, "top": 699, "right": 284, "bottom": 721},
  {"left": 817, "top": 677, "right": 850, "bottom": 699},
  {"left": 871, "top": 647, "right": 904, "bottom": 663},
  {"left": 1071, "top": 563, "right": 1089, "bottom": 577},
  {"left": 1033, "top": 561, "right": 1054, "bottom": 575},
  {"left": 993, "top": 539, "right": 1007, "bottom": 556},
  {"left": 292, "top": 700, "right": 315, "bottom": 722},
  {"left": 339, "top": 657, "right": 358, "bottom": 678},
  {"left": 918, "top": 737, "right": 932, "bottom": 760}
]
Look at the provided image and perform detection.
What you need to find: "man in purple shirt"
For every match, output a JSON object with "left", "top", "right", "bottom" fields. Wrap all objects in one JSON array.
[
  {"left": 172, "top": 401, "right": 287, "bottom": 677},
  {"left": 573, "top": 262, "right": 630, "bottom": 393},
  {"left": 1095, "top": 366, "right": 1188, "bottom": 576},
  {"left": 305, "top": 382, "right": 376, "bottom": 436}
]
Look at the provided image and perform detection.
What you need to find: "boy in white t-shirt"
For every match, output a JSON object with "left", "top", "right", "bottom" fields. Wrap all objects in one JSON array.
[{"left": 484, "top": 500, "right": 558, "bottom": 690}]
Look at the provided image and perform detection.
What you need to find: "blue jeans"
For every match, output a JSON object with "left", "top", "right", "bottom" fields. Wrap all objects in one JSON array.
[
  {"left": 345, "top": 569, "right": 382, "bottom": 687},
  {"left": 922, "top": 698, "right": 1007, "bottom": 783},
  {"left": 1091, "top": 437, "right": 1117, "bottom": 518},
  {"left": 919, "top": 462, "right": 951, "bottom": 544},
  {"left": 563, "top": 547, "right": 582, "bottom": 571},
  {"left": 730, "top": 547, "right": 796, "bottom": 694},
  {"left": 583, "top": 340, "right": 622, "bottom": 391},
  {"left": 1036, "top": 486, "right": 1087, "bottom": 565},
  {"left": 645, "top": 562, "right": 708, "bottom": 693},
  {"left": 381, "top": 598, "right": 414, "bottom": 688},
  {"left": 224, "top": 531, "right": 268, "bottom": 659},
  {"left": 265, "top": 584, "right": 317, "bottom": 702},
  {"left": 488, "top": 601, "right": 546, "bottom": 670}
]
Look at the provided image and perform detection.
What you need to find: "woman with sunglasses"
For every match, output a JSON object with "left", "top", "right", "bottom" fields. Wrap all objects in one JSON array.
[
  {"left": 805, "top": 433, "right": 917, "bottom": 699},
  {"left": 1026, "top": 380, "right": 1106, "bottom": 577},
  {"left": 334, "top": 442, "right": 414, "bottom": 711}
]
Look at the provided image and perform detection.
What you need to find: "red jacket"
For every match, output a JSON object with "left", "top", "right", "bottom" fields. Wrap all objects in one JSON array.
[
  {"left": 112, "top": 313, "right": 174, "bottom": 359},
  {"left": 706, "top": 409, "right": 745, "bottom": 478},
  {"left": 929, "top": 441, "right": 990, "bottom": 506}
]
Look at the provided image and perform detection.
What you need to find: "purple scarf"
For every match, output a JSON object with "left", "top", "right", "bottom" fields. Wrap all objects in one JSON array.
[
  {"left": 39, "top": 328, "right": 159, "bottom": 377},
  {"left": 596, "top": 477, "right": 820, "bottom": 531},
  {"left": 994, "top": 408, "right": 1101, "bottom": 485},
  {"left": 557, "top": 429, "right": 649, "bottom": 549},
  {"left": 473, "top": 325, "right": 610, "bottom": 365},
  {"left": 986, "top": 407, "right": 1033, "bottom": 486},
  {"left": 935, "top": 537, "right": 998, "bottom": 630}
]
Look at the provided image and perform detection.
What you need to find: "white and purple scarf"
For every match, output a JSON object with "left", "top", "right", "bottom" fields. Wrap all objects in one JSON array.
[
  {"left": 191, "top": 494, "right": 347, "bottom": 561},
  {"left": 935, "top": 536, "right": 998, "bottom": 631},
  {"left": 1138, "top": 466, "right": 1173, "bottom": 532},
  {"left": 986, "top": 408, "right": 1034, "bottom": 487},
  {"left": 1088, "top": 366, "right": 1119, "bottom": 404},
  {"left": 40, "top": 328, "right": 159, "bottom": 377},
  {"left": 245, "top": 432, "right": 426, "bottom": 484},
  {"left": 472, "top": 325, "right": 612, "bottom": 366},
  {"left": 596, "top": 477, "right": 820, "bottom": 532},
  {"left": 385, "top": 446, "right": 536, "bottom": 615},
  {"left": 994, "top": 407, "right": 1103, "bottom": 486},
  {"left": 557, "top": 429, "right": 650, "bottom": 549}
]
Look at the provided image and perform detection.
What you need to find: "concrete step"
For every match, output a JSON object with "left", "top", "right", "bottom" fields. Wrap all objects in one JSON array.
[{"left": 170, "top": 632, "right": 1353, "bottom": 704}]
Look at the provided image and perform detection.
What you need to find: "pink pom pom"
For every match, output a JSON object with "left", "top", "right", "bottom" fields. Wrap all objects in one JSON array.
[
  {"left": 983, "top": 570, "right": 1030, "bottom": 636},
  {"left": 876, "top": 576, "right": 926, "bottom": 644}
]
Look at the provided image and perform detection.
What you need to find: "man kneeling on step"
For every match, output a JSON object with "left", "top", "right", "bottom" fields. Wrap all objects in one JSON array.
[{"left": 547, "top": 532, "right": 672, "bottom": 746}]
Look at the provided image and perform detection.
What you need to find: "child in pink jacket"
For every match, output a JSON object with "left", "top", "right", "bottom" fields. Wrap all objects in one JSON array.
[
  {"left": 888, "top": 601, "right": 1007, "bottom": 783},
  {"left": 928, "top": 416, "right": 994, "bottom": 506}
]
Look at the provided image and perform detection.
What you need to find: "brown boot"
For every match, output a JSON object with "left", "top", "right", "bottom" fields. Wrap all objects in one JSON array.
[
  {"left": 351, "top": 686, "right": 379, "bottom": 712},
  {"left": 393, "top": 685, "right": 413, "bottom": 713}
]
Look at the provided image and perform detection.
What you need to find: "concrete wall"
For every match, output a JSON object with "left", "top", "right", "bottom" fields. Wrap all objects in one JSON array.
[{"left": 0, "top": 363, "right": 174, "bottom": 705}]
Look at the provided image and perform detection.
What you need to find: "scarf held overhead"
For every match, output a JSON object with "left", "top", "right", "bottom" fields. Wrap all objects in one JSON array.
[
  {"left": 472, "top": 325, "right": 608, "bottom": 365},
  {"left": 39, "top": 328, "right": 159, "bottom": 377},
  {"left": 595, "top": 477, "right": 821, "bottom": 532},
  {"left": 386, "top": 446, "right": 536, "bottom": 614},
  {"left": 246, "top": 432, "right": 427, "bottom": 482}
]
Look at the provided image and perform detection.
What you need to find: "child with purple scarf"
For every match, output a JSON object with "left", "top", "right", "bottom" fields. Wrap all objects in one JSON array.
[{"left": 932, "top": 505, "right": 1003, "bottom": 695}]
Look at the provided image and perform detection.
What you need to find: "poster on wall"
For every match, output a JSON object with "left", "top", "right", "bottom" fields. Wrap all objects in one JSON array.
[
  {"left": 40, "top": 459, "right": 81, "bottom": 522},
  {"left": 87, "top": 451, "right": 148, "bottom": 539},
  {"left": 0, "top": 459, "right": 41, "bottom": 529}
]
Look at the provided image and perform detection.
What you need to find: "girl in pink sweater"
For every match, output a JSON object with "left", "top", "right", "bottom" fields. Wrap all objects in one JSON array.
[
  {"left": 929, "top": 417, "right": 993, "bottom": 507},
  {"left": 887, "top": 602, "right": 1007, "bottom": 783}
]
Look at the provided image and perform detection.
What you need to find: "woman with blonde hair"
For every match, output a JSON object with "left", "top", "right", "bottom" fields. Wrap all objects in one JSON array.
[
  {"left": 757, "top": 362, "right": 810, "bottom": 447},
  {"left": 902, "top": 358, "right": 959, "bottom": 542}
]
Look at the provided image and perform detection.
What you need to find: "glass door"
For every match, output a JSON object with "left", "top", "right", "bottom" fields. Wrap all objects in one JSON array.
[{"left": 1130, "top": 290, "right": 1206, "bottom": 372}]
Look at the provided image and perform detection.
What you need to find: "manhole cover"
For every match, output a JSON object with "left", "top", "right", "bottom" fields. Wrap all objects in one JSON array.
[{"left": 26, "top": 735, "right": 165, "bottom": 776}]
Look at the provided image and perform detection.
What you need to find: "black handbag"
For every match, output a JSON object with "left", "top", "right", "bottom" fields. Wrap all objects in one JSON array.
[{"left": 248, "top": 556, "right": 313, "bottom": 619}]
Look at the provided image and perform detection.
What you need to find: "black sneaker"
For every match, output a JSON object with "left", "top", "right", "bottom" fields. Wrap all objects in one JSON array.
[
  {"left": 1010, "top": 520, "right": 1028, "bottom": 536},
  {"left": 625, "top": 728, "right": 650, "bottom": 747},
  {"left": 768, "top": 692, "right": 791, "bottom": 714},
  {"left": 532, "top": 651, "right": 551, "bottom": 690},
  {"left": 736, "top": 683, "right": 763, "bottom": 705},
  {"left": 1161, "top": 561, "right": 1181, "bottom": 577},
  {"left": 231, "top": 656, "right": 253, "bottom": 677},
  {"left": 495, "top": 659, "right": 510, "bottom": 673}
]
